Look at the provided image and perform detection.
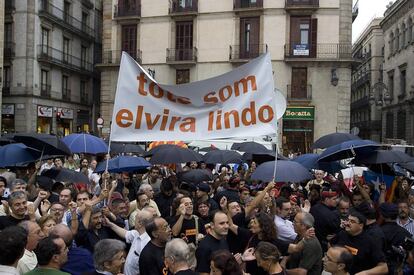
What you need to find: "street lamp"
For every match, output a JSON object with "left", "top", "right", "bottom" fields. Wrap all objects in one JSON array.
[{"left": 369, "top": 82, "right": 391, "bottom": 109}]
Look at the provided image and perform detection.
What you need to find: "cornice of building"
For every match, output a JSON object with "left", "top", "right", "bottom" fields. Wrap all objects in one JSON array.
[
  {"left": 380, "top": 0, "right": 414, "bottom": 31},
  {"left": 353, "top": 17, "right": 383, "bottom": 49}
]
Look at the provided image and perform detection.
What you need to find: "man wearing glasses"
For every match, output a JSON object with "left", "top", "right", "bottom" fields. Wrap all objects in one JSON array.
[
  {"left": 322, "top": 246, "right": 353, "bottom": 275},
  {"left": 330, "top": 210, "right": 388, "bottom": 274}
]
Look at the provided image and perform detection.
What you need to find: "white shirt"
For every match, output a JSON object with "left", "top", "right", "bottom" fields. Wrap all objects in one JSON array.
[
  {"left": 17, "top": 249, "right": 37, "bottom": 274},
  {"left": 274, "top": 215, "right": 297, "bottom": 242},
  {"left": 0, "top": 265, "right": 19, "bottom": 275},
  {"left": 124, "top": 230, "right": 151, "bottom": 275}
]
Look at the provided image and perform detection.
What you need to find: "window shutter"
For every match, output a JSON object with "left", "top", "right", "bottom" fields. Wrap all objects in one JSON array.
[{"left": 310, "top": 18, "right": 317, "bottom": 58}]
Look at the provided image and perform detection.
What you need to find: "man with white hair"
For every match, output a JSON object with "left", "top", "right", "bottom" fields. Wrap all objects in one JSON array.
[
  {"left": 305, "top": 170, "right": 328, "bottom": 191},
  {"left": 129, "top": 184, "right": 161, "bottom": 220},
  {"left": 106, "top": 209, "right": 154, "bottom": 275},
  {"left": 164, "top": 238, "right": 197, "bottom": 275}
]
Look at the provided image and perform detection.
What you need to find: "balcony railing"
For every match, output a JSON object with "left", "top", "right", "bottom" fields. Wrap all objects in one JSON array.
[
  {"left": 37, "top": 45, "right": 94, "bottom": 74},
  {"left": 5, "top": 0, "right": 15, "bottom": 13},
  {"left": 2, "top": 85, "right": 11, "bottom": 96},
  {"left": 351, "top": 96, "right": 369, "bottom": 109},
  {"left": 284, "top": 43, "right": 352, "bottom": 60},
  {"left": 80, "top": 93, "right": 89, "bottom": 105},
  {"left": 229, "top": 44, "right": 268, "bottom": 61},
  {"left": 62, "top": 89, "right": 71, "bottom": 101},
  {"left": 353, "top": 51, "right": 371, "bottom": 63},
  {"left": 285, "top": 0, "right": 319, "bottom": 8},
  {"left": 166, "top": 48, "right": 197, "bottom": 63},
  {"left": 4, "top": 42, "right": 15, "bottom": 58},
  {"left": 114, "top": 2, "right": 141, "bottom": 18},
  {"left": 41, "top": 84, "right": 51, "bottom": 98},
  {"left": 352, "top": 72, "right": 370, "bottom": 90},
  {"left": 39, "top": 0, "right": 94, "bottom": 40},
  {"left": 234, "top": 0, "right": 263, "bottom": 9},
  {"left": 287, "top": 85, "right": 312, "bottom": 101},
  {"left": 81, "top": 0, "right": 94, "bottom": 9},
  {"left": 169, "top": 0, "right": 198, "bottom": 14},
  {"left": 102, "top": 50, "right": 142, "bottom": 64}
]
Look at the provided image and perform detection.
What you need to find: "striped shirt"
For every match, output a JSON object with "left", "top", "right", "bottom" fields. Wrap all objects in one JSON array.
[{"left": 397, "top": 217, "right": 414, "bottom": 237}]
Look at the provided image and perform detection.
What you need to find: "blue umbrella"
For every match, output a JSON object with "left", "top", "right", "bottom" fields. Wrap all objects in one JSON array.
[
  {"left": 62, "top": 133, "right": 108, "bottom": 154},
  {"left": 95, "top": 156, "right": 151, "bottom": 174},
  {"left": 318, "top": 139, "right": 379, "bottom": 162},
  {"left": 0, "top": 143, "right": 40, "bottom": 167},
  {"left": 251, "top": 160, "right": 312, "bottom": 183},
  {"left": 352, "top": 149, "right": 414, "bottom": 164},
  {"left": 311, "top": 132, "right": 361, "bottom": 149},
  {"left": 293, "top": 153, "right": 345, "bottom": 174}
]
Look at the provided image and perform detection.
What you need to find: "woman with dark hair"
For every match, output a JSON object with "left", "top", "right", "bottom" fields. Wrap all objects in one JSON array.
[
  {"left": 255, "top": 241, "right": 286, "bottom": 275},
  {"left": 210, "top": 250, "right": 243, "bottom": 275}
]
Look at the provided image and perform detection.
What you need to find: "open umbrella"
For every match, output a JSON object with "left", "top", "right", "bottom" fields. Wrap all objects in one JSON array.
[
  {"left": 198, "top": 146, "right": 219, "bottom": 152},
  {"left": 352, "top": 150, "right": 414, "bottom": 165},
  {"left": 95, "top": 156, "right": 151, "bottom": 173},
  {"left": 231, "top": 141, "right": 269, "bottom": 153},
  {"left": 293, "top": 153, "right": 345, "bottom": 174},
  {"left": 41, "top": 167, "right": 90, "bottom": 184},
  {"left": 148, "top": 144, "right": 202, "bottom": 164},
  {"left": 202, "top": 150, "right": 242, "bottom": 164},
  {"left": 0, "top": 143, "right": 41, "bottom": 167},
  {"left": 318, "top": 140, "right": 379, "bottom": 162},
  {"left": 251, "top": 160, "right": 312, "bottom": 183},
  {"left": 178, "top": 169, "right": 213, "bottom": 184},
  {"left": 12, "top": 133, "right": 71, "bottom": 156},
  {"left": 399, "top": 162, "right": 414, "bottom": 173},
  {"left": 62, "top": 133, "right": 108, "bottom": 154},
  {"left": 242, "top": 151, "right": 288, "bottom": 164},
  {"left": 110, "top": 143, "right": 145, "bottom": 155},
  {"left": 311, "top": 132, "right": 361, "bottom": 149}
]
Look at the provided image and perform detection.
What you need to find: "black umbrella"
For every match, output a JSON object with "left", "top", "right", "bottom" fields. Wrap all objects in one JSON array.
[
  {"left": 41, "top": 167, "right": 90, "bottom": 184},
  {"left": 198, "top": 146, "right": 219, "bottom": 152},
  {"left": 251, "top": 160, "right": 312, "bottom": 183},
  {"left": 202, "top": 150, "right": 242, "bottom": 164},
  {"left": 178, "top": 169, "right": 213, "bottom": 184},
  {"left": 12, "top": 133, "right": 71, "bottom": 156},
  {"left": 231, "top": 141, "right": 268, "bottom": 153},
  {"left": 148, "top": 144, "right": 202, "bottom": 164},
  {"left": 242, "top": 151, "right": 287, "bottom": 164},
  {"left": 110, "top": 143, "right": 145, "bottom": 155},
  {"left": 311, "top": 132, "right": 361, "bottom": 149},
  {"left": 352, "top": 150, "right": 414, "bottom": 165}
]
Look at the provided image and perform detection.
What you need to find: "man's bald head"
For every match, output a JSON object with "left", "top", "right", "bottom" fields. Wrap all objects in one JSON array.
[
  {"left": 50, "top": 224, "right": 73, "bottom": 247},
  {"left": 135, "top": 209, "right": 154, "bottom": 229}
]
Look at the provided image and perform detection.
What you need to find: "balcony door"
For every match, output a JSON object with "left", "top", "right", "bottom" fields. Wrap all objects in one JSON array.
[
  {"left": 291, "top": 68, "right": 307, "bottom": 99},
  {"left": 176, "top": 21, "right": 193, "bottom": 60},
  {"left": 240, "top": 17, "right": 259, "bottom": 59},
  {"left": 121, "top": 25, "right": 137, "bottom": 60},
  {"left": 290, "top": 17, "right": 317, "bottom": 57}
]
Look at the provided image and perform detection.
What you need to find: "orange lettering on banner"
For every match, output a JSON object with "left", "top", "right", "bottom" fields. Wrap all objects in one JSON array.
[
  {"left": 116, "top": 105, "right": 196, "bottom": 132},
  {"left": 234, "top": 75, "right": 257, "bottom": 96},
  {"left": 203, "top": 75, "right": 257, "bottom": 104},
  {"left": 137, "top": 73, "right": 147, "bottom": 95},
  {"left": 207, "top": 101, "right": 274, "bottom": 131}
]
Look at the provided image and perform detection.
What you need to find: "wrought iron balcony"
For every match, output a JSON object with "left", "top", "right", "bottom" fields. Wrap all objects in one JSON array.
[
  {"left": 284, "top": 43, "right": 352, "bottom": 60},
  {"left": 81, "top": 0, "right": 94, "bottom": 9},
  {"left": 285, "top": 0, "right": 319, "bottom": 9},
  {"left": 4, "top": 42, "right": 15, "bottom": 58},
  {"left": 287, "top": 85, "right": 312, "bottom": 101},
  {"left": 80, "top": 93, "right": 89, "bottom": 105},
  {"left": 351, "top": 72, "right": 370, "bottom": 90},
  {"left": 62, "top": 89, "right": 71, "bottom": 101},
  {"left": 229, "top": 44, "right": 267, "bottom": 61},
  {"left": 169, "top": 0, "right": 198, "bottom": 14},
  {"left": 37, "top": 45, "right": 94, "bottom": 74},
  {"left": 351, "top": 96, "right": 369, "bottom": 109},
  {"left": 234, "top": 0, "right": 263, "bottom": 9},
  {"left": 102, "top": 50, "right": 142, "bottom": 65},
  {"left": 166, "top": 48, "right": 197, "bottom": 64},
  {"left": 39, "top": 0, "right": 94, "bottom": 41},
  {"left": 41, "top": 84, "right": 51, "bottom": 98},
  {"left": 114, "top": 1, "right": 141, "bottom": 18},
  {"left": 2, "top": 85, "right": 11, "bottom": 96}
]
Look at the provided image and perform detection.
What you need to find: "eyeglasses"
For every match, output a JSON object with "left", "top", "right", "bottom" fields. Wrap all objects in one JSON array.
[{"left": 347, "top": 218, "right": 361, "bottom": 224}]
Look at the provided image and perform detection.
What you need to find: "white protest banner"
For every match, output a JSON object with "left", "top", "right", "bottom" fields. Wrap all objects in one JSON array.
[{"left": 111, "top": 52, "right": 277, "bottom": 142}]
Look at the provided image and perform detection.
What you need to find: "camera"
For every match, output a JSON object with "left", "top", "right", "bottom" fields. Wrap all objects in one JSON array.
[{"left": 391, "top": 237, "right": 414, "bottom": 264}]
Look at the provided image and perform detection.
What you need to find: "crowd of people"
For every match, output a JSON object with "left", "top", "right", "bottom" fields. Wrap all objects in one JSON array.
[{"left": 0, "top": 154, "right": 414, "bottom": 275}]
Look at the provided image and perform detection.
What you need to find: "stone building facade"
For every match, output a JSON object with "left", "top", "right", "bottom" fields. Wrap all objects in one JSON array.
[
  {"left": 2, "top": 0, "right": 102, "bottom": 136},
  {"left": 351, "top": 18, "right": 384, "bottom": 142},
  {"left": 99, "top": 0, "right": 353, "bottom": 154}
]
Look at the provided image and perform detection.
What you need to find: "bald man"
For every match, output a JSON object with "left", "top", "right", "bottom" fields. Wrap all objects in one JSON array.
[{"left": 323, "top": 246, "right": 353, "bottom": 275}]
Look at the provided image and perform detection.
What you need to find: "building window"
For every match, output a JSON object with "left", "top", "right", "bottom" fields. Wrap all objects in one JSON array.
[
  {"left": 386, "top": 112, "right": 394, "bottom": 138},
  {"left": 400, "top": 69, "right": 406, "bottom": 96},
  {"left": 395, "top": 28, "right": 400, "bottom": 51},
  {"left": 63, "top": 38, "right": 70, "bottom": 63},
  {"left": 289, "top": 17, "right": 317, "bottom": 57},
  {"left": 62, "top": 75, "right": 70, "bottom": 101},
  {"left": 176, "top": 21, "right": 193, "bottom": 60},
  {"left": 41, "top": 70, "right": 50, "bottom": 97},
  {"left": 3, "top": 66, "right": 11, "bottom": 95},
  {"left": 121, "top": 25, "right": 137, "bottom": 60},
  {"left": 81, "top": 46, "right": 87, "bottom": 69},
  {"left": 397, "top": 111, "right": 406, "bottom": 139},
  {"left": 408, "top": 18, "right": 413, "bottom": 43},
  {"left": 64, "top": 1, "right": 71, "bottom": 23},
  {"left": 389, "top": 32, "right": 394, "bottom": 56},
  {"left": 41, "top": 28, "right": 49, "bottom": 53},
  {"left": 4, "top": 23, "right": 12, "bottom": 44},
  {"left": 176, "top": 69, "right": 190, "bottom": 84},
  {"left": 82, "top": 12, "right": 88, "bottom": 32},
  {"left": 80, "top": 81, "right": 88, "bottom": 104},
  {"left": 401, "top": 23, "right": 406, "bottom": 47},
  {"left": 388, "top": 72, "right": 394, "bottom": 99}
]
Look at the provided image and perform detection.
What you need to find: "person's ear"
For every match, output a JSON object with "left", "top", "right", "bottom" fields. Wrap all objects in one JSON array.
[{"left": 337, "top": 262, "right": 345, "bottom": 271}]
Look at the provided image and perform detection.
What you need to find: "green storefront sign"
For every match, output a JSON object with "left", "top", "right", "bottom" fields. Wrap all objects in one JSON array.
[{"left": 283, "top": 107, "right": 315, "bottom": 120}]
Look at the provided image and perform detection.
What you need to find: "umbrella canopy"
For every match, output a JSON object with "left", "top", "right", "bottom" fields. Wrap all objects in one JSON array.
[
  {"left": 178, "top": 169, "right": 213, "bottom": 184},
  {"left": 198, "top": 146, "right": 219, "bottom": 152},
  {"left": 62, "top": 133, "right": 108, "bottom": 154},
  {"left": 242, "top": 151, "right": 288, "bottom": 164},
  {"left": 352, "top": 150, "right": 414, "bottom": 165},
  {"left": 147, "top": 144, "right": 202, "bottom": 164},
  {"left": 110, "top": 143, "right": 145, "bottom": 155},
  {"left": 202, "top": 150, "right": 242, "bottom": 164},
  {"left": 318, "top": 139, "right": 379, "bottom": 162},
  {"left": 41, "top": 167, "right": 90, "bottom": 184},
  {"left": 95, "top": 156, "right": 151, "bottom": 173},
  {"left": 293, "top": 153, "right": 345, "bottom": 174},
  {"left": 251, "top": 160, "right": 312, "bottom": 183},
  {"left": 231, "top": 141, "right": 269, "bottom": 153},
  {"left": 0, "top": 143, "right": 41, "bottom": 167},
  {"left": 12, "top": 133, "right": 71, "bottom": 155},
  {"left": 399, "top": 162, "right": 414, "bottom": 173},
  {"left": 311, "top": 132, "right": 361, "bottom": 149}
]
